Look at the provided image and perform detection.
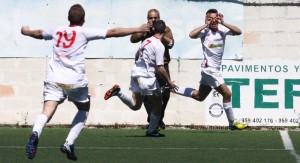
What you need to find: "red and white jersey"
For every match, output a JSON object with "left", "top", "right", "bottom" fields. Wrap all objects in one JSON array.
[
  {"left": 131, "top": 35, "right": 165, "bottom": 78},
  {"left": 42, "top": 26, "right": 107, "bottom": 86},
  {"left": 198, "top": 25, "right": 233, "bottom": 70}
]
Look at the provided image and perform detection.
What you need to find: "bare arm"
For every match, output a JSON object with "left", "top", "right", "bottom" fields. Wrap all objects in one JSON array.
[
  {"left": 162, "top": 27, "right": 174, "bottom": 49},
  {"left": 130, "top": 22, "right": 153, "bottom": 43},
  {"left": 157, "top": 65, "right": 177, "bottom": 91},
  {"left": 189, "top": 14, "right": 211, "bottom": 39},
  {"left": 222, "top": 22, "right": 242, "bottom": 35},
  {"left": 130, "top": 32, "right": 145, "bottom": 43},
  {"left": 106, "top": 24, "right": 150, "bottom": 38},
  {"left": 218, "top": 13, "right": 242, "bottom": 35},
  {"left": 189, "top": 24, "right": 208, "bottom": 39},
  {"left": 21, "top": 26, "right": 43, "bottom": 39}
]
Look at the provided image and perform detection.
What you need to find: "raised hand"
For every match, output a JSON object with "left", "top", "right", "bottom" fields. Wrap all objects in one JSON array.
[
  {"left": 217, "top": 13, "right": 224, "bottom": 24},
  {"left": 21, "top": 26, "right": 30, "bottom": 35},
  {"left": 205, "top": 14, "right": 212, "bottom": 25},
  {"left": 140, "top": 23, "right": 151, "bottom": 32}
]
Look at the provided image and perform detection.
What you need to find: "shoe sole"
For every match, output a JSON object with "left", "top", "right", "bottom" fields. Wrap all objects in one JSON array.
[
  {"left": 26, "top": 140, "right": 37, "bottom": 159},
  {"left": 104, "top": 85, "right": 119, "bottom": 100},
  {"left": 26, "top": 144, "right": 36, "bottom": 159}
]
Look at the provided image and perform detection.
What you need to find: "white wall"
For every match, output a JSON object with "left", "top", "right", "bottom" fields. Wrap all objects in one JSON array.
[{"left": 0, "top": 0, "right": 300, "bottom": 126}]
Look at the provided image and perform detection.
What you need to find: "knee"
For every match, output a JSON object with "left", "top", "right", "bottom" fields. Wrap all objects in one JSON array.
[{"left": 223, "top": 92, "right": 232, "bottom": 101}]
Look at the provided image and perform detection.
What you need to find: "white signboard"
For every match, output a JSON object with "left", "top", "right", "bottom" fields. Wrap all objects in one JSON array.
[{"left": 205, "top": 59, "right": 300, "bottom": 126}]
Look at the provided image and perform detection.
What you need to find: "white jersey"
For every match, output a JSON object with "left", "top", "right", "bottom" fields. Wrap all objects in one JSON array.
[
  {"left": 42, "top": 26, "right": 107, "bottom": 87},
  {"left": 131, "top": 36, "right": 165, "bottom": 78},
  {"left": 199, "top": 25, "right": 233, "bottom": 70}
]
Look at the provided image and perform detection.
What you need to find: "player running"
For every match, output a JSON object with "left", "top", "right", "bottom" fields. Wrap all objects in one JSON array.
[
  {"left": 21, "top": 4, "right": 149, "bottom": 160},
  {"left": 104, "top": 20, "right": 177, "bottom": 137},
  {"left": 174, "top": 9, "right": 247, "bottom": 130}
]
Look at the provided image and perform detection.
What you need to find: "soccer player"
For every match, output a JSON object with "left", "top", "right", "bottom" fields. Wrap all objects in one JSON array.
[
  {"left": 104, "top": 20, "right": 177, "bottom": 137},
  {"left": 21, "top": 4, "right": 149, "bottom": 160},
  {"left": 130, "top": 9, "right": 175, "bottom": 129},
  {"left": 174, "top": 9, "right": 247, "bottom": 130}
]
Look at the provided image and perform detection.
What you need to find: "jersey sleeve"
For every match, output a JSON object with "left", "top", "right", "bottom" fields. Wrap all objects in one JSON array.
[
  {"left": 83, "top": 28, "right": 107, "bottom": 41},
  {"left": 42, "top": 28, "right": 55, "bottom": 40},
  {"left": 155, "top": 43, "right": 165, "bottom": 66},
  {"left": 199, "top": 28, "right": 209, "bottom": 39},
  {"left": 222, "top": 26, "right": 233, "bottom": 36}
]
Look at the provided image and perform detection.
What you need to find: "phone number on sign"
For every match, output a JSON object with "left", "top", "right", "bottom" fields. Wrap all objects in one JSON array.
[{"left": 240, "top": 118, "right": 299, "bottom": 124}]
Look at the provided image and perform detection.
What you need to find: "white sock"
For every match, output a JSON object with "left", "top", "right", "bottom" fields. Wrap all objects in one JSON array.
[
  {"left": 147, "top": 113, "right": 160, "bottom": 133},
  {"left": 174, "top": 87, "right": 194, "bottom": 97},
  {"left": 223, "top": 102, "right": 235, "bottom": 126},
  {"left": 66, "top": 110, "right": 88, "bottom": 145},
  {"left": 32, "top": 114, "right": 48, "bottom": 138},
  {"left": 117, "top": 90, "right": 135, "bottom": 110}
]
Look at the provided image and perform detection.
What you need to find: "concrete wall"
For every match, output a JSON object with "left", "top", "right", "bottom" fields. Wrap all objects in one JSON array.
[{"left": 1, "top": 0, "right": 300, "bottom": 126}]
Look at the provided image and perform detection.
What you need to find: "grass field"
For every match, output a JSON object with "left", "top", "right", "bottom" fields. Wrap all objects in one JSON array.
[{"left": 0, "top": 128, "right": 299, "bottom": 162}]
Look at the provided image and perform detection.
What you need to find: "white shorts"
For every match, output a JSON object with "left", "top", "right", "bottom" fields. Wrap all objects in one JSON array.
[
  {"left": 129, "top": 76, "right": 161, "bottom": 96},
  {"left": 200, "top": 67, "right": 224, "bottom": 88},
  {"left": 43, "top": 81, "right": 89, "bottom": 103}
]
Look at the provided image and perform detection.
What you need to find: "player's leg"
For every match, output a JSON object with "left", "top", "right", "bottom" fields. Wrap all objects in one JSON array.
[
  {"left": 174, "top": 84, "right": 211, "bottom": 102},
  {"left": 146, "top": 95, "right": 165, "bottom": 137},
  {"left": 215, "top": 84, "right": 247, "bottom": 130},
  {"left": 104, "top": 78, "right": 144, "bottom": 111},
  {"left": 26, "top": 82, "right": 62, "bottom": 160},
  {"left": 143, "top": 96, "right": 153, "bottom": 124},
  {"left": 159, "top": 89, "right": 170, "bottom": 129},
  {"left": 26, "top": 101, "right": 59, "bottom": 160},
  {"left": 60, "top": 87, "right": 90, "bottom": 161},
  {"left": 215, "top": 83, "right": 234, "bottom": 126},
  {"left": 143, "top": 78, "right": 165, "bottom": 137},
  {"left": 193, "top": 84, "right": 212, "bottom": 101},
  {"left": 35, "top": 101, "right": 59, "bottom": 138},
  {"left": 158, "top": 64, "right": 171, "bottom": 129}
]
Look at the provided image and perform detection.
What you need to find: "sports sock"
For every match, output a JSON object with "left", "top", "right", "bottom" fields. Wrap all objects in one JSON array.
[
  {"left": 174, "top": 87, "right": 194, "bottom": 97},
  {"left": 147, "top": 113, "right": 160, "bottom": 133},
  {"left": 223, "top": 102, "right": 235, "bottom": 126},
  {"left": 32, "top": 114, "right": 48, "bottom": 138},
  {"left": 117, "top": 90, "right": 135, "bottom": 109},
  {"left": 66, "top": 110, "right": 88, "bottom": 145}
]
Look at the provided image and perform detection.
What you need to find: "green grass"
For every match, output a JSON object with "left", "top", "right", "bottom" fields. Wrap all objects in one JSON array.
[{"left": 0, "top": 128, "right": 299, "bottom": 162}]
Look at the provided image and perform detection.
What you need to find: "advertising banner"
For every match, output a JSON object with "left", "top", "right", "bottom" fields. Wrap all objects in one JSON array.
[{"left": 205, "top": 59, "right": 300, "bottom": 126}]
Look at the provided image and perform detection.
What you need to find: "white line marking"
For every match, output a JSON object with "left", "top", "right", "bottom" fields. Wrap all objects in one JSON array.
[
  {"left": 0, "top": 146, "right": 292, "bottom": 151},
  {"left": 279, "top": 130, "right": 300, "bottom": 163}
]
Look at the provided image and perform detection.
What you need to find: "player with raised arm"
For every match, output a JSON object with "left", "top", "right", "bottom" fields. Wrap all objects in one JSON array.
[
  {"left": 174, "top": 9, "right": 247, "bottom": 130},
  {"left": 104, "top": 20, "right": 177, "bottom": 137},
  {"left": 22, "top": 4, "right": 149, "bottom": 160}
]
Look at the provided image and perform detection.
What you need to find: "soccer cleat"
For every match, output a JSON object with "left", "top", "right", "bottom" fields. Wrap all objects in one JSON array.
[
  {"left": 146, "top": 130, "right": 165, "bottom": 137},
  {"left": 104, "top": 84, "right": 120, "bottom": 100},
  {"left": 26, "top": 131, "right": 39, "bottom": 160},
  {"left": 60, "top": 142, "right": 77, "bottom": 161},
  {"left": 229, "top": 122, "right": 248, "bottom": 130}
]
